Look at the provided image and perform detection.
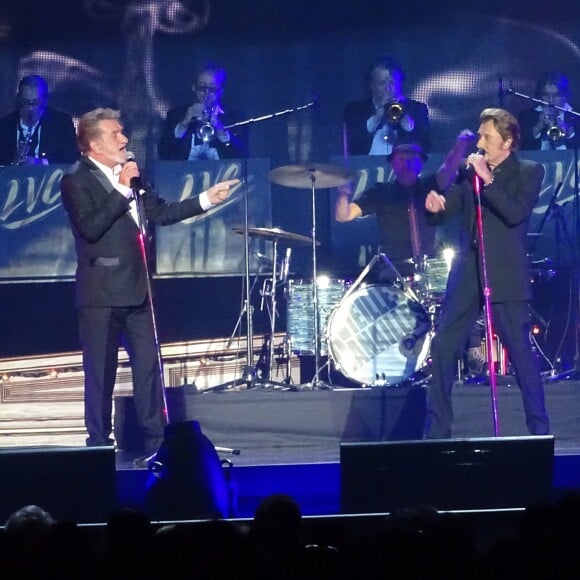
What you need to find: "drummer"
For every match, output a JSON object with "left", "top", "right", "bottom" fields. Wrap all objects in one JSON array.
[{"left": 335, "top": 141, "right": 468, "bottom": 282}]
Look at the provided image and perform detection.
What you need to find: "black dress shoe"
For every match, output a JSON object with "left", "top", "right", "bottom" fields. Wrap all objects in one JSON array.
[{"left": 133, "top": 451, "right": 158, "bottom": 469}]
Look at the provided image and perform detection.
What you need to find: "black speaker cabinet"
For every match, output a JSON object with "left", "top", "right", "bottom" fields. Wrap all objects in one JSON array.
[
  {"left": 0, "top": 446, "right": 116, "bottom": 524},
  {"left": 340, "top": 435, "right": 554, "bottom": 513}
]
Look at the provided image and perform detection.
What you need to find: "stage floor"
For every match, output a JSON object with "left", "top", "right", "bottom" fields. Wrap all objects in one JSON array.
[{"left": 113, "top": 378, "right": 580, "bottom": 469}]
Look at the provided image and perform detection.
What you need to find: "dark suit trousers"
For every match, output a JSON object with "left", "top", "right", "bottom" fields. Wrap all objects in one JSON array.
[
  {"left": 79, "top": 302, "right": 166, "bottom": 454},
  {"left": 426, "top": 261, "right": 549, "bottom": 438}
]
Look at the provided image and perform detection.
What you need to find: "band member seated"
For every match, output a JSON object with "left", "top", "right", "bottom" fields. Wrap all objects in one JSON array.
[
  {"left": 335, "top": 138, "right": 469, "bottom": 282},
  {"left": 343, "top": 55, "right": 431, "bottom": 157},
  {"left": 517, "top": 71, "right": 578, "bottom": 151},
  {"left": 158, "top": 61, "right": 245, "bottom": 161},
  {"left": 0, "top": 74, "right": 77, "bottom": 166}
]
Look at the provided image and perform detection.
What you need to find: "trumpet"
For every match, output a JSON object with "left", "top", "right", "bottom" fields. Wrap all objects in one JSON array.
[
  {"left": 542, "top": 107, "right": 567, "bottom": 142},
  {"left": 196, "top": 97, "right": 216, "bottom": 142},
  {"left": 384, "top": 100, "right": 405, "bottom": 123},
  {"left": 546, "top": 124, "right": 566, "bottom": 142}
]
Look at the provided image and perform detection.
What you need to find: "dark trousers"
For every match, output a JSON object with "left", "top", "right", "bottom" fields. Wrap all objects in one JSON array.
[
  {"left": 79, "top": 302, "right": 166, "bottom": 454},
  {"left": 426, "top": 279, "right": 549, "bottom": 438}
]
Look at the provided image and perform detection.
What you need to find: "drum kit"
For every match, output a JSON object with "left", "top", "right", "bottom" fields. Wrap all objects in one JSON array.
[{"left": 231, "top": 162, "right": 453, "bottom": 389}]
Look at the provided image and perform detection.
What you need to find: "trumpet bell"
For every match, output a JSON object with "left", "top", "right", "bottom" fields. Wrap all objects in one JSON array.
[
  {"left": 197, "top": 122, "right": 215, "bottom": 143},
  {"left": 546, "top": 125, "right": 566, "bottom": 142},
  {"left": 385, "top": 101, "right": 405, "bottom": 123}
]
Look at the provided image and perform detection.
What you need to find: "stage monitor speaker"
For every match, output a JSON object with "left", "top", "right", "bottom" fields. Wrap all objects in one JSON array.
[
  {"left": 340, "top": 435, "right": 554, "bottom": 513},
  {"left": 0, "top": 446, "right": 116, "bottom": 524}
]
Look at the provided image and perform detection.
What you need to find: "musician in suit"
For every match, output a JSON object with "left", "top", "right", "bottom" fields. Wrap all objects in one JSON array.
[
  {"left": 0, "top": 74, "right": 77, "bottom": 166},
  {"left": 61, "top": 108, "right": 239, "bottom": 464},
  {"left": 158, "top": 61, "right": 244, "bottom": 161},
  {"left": 517, "top": 71, "right": 578, "bottom": 151},
  {"left": 424, "top": 108, "right": 549, "bottom": 438},
  {"left": 343, "top": 55, "right": 431, "bottom": 157}
]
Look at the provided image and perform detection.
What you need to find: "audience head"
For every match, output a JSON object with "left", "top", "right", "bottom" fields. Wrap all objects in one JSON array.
[
  {"left": 4, "top": 504, "right": 54, "bottom": 544},
  {"left": 251, "top": 494, "right": 303, "bottom": 556}
]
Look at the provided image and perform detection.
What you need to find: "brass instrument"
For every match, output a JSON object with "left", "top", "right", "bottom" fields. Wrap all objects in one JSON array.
[
  {"left": 385, "top": 100, "right": 405, "bottom": 123},
  {"left": 543, "top": 107, "right": 566, "bottom": 142},
  {"left": 196, "top": 96, "right": 216, "bottom": 142},
  {"left": 546, "top": 125, "right": 566, "bottom": 141}
]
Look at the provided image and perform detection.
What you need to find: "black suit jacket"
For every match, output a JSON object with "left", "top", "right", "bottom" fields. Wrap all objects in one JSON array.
[
  {"left": 157, "top": 103, "right": 245, "bottom": 160},
  {"left": 343, "top": 97, "right": 431, "bottom": 156},
  {"left": 61, "top": 156, "right": 205, "bottom": 308},
  {"left": 429, "top": 153, "right": 543, "bottom": 302},
  {"left": 0, "top": 107, "right": 78, "bottom": 166}
]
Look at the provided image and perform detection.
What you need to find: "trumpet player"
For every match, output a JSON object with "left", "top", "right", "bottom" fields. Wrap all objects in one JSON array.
[
  {"left": 158, "top": 61, "right": 244, "bottom": 161},
  {"left": 517, "top": 71, "right": 577, "bottom": 150},
  {"left": 343, "top": 55, "right": 431, "bottom": 156}
]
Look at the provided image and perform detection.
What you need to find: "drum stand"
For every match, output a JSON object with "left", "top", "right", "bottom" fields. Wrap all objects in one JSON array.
[
  {"left": 268, "top": 163, "right": 355, "bottom": 389},
  {"left": 342, "top": 251, "right": 421, "bottom": 304}
]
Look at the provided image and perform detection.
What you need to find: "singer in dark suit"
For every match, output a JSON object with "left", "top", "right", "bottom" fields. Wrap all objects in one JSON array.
[
  {"left": 424, "top": 108, "right": 549, "bottom": 438},
  {"left": 0, "top": 74, "right": 77, "bottom": 166},
  {"left": 61, "top": 108, "right": 239, "bottom": 462}
]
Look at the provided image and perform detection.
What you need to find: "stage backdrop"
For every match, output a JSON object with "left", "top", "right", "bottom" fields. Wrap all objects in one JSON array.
[{"left": 0, "top": 159, "right": 272, "bottom": 280}]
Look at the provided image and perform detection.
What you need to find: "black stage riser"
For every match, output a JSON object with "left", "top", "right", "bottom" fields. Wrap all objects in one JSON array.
[
  {"left": 0, "top": 446, "right": 116, "bottom": 524},
  {"left": 340, "top": 436, "right": 555, "bottom": 513}
]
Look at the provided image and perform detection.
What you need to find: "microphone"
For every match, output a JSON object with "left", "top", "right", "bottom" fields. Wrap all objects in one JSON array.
[
  {"left": 125, "top": 150, "right": 145, "bottom": 193},
  {"left": 465, "top": 148, "right": 485, "bottom": 171}
]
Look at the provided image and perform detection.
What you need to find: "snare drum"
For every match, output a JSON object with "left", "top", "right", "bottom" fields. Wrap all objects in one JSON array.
[
  {"left": 286, "top": 278, "right": 348, "bottom": 355},
  {"left": 327, "top": 284, "right": 431, "bottom": 386}
]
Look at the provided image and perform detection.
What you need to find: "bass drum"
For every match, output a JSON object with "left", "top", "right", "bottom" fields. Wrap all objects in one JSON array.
[{"left": 327, "top": 284, "right": 431, "bottom": 387}]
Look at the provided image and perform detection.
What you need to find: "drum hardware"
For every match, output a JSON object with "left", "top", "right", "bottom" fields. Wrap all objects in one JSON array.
[
  {"left": 209, "top": 101, "right": 319, "bottom": 392},
  {"left": 270, "top": 163, "right": 355, "bottom": 389},
  {"left": 230, "top": 225, "right": 316, "bottom": 385}
]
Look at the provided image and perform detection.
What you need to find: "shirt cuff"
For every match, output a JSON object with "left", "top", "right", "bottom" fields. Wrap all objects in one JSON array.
[
  {"left": 117, "top": 183, "right": 133, "bottom": 200},
  {"left": 174, "top": 124, "right": 188, "bottom": 139},
  {"left": 199, "top": 190, "right": 213, "bottom": 210},
  {"left": 400, "top": 114, "right": 414, "bottom": 132}
]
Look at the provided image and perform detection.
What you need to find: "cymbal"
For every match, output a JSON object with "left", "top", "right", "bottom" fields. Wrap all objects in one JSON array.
[
  {"left": 269, "top": 163, "right": 356, "bottom": 189},
  {"left": 527, "top": 232, "right": 544, "bottom": 237},
  {"left": 232, "top": 226, "right": 319, "bottom": 245}
]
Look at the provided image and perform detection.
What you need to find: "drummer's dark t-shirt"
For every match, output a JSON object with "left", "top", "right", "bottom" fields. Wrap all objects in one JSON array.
[{"left": 355, "top": 174, "right": 441, "bottom": 275}]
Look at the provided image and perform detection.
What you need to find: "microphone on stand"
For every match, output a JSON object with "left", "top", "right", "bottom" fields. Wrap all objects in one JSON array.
[
  {"left": 465, "top": 148, "right": 486, "bottom": 193},
  {"left": 465, "top": 148, "right": 486, "bottom": 171}
]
